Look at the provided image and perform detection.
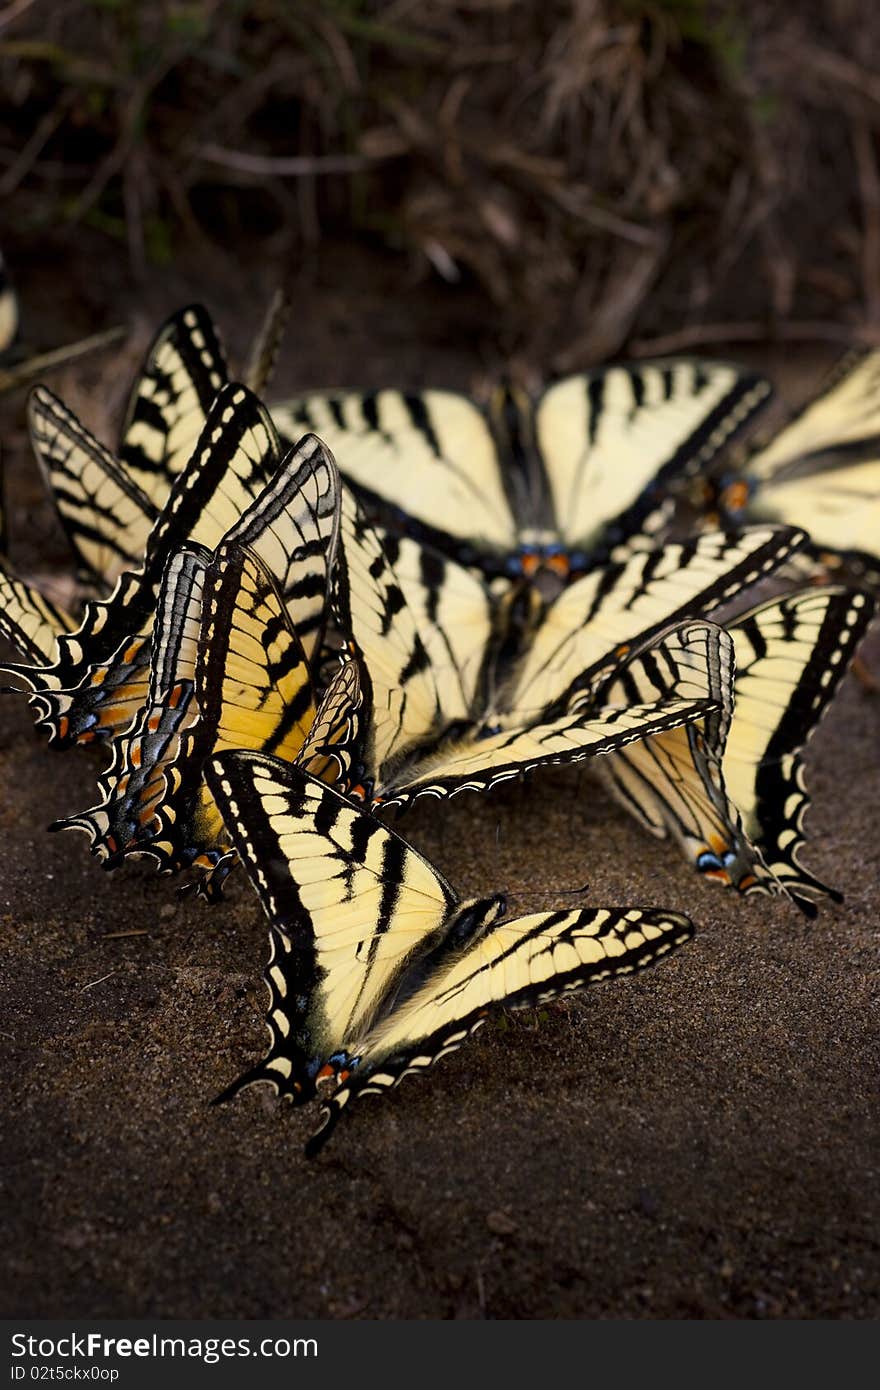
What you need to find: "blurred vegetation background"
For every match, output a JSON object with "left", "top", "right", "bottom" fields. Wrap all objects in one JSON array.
[{"left": 1, "top": 0, "right": 880, "bottom": 368}]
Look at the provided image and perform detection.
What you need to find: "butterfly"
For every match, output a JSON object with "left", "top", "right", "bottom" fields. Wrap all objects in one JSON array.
[
  {"left": 67, "top": 507, "right": 721, "bottom": 891},
  {"left": 27, "top": 386, "right": 161, "bottom": 591},
  {"left": 714, "top": 350, "right": 880, "bottom": 588},
  {"left": 271, "top": 359, "right": 772, "bottom": 582},
  {"left": 0, "top": 304, "right": 228, "bottom": 680},
  {"left": 15, "top": 298, "right": 304, "bottom": 642},
  {"left": 1, "top": 384, "right": 300, "bottom": 747},
  {"left": 598, "top": 585, "right": 875, "bottom": 915},
  {"left": 204, "top": 749, "right": 696, "bottom": 1154},
  {"left": 53, "top": 426, "right": 342, "bottom": 887}
]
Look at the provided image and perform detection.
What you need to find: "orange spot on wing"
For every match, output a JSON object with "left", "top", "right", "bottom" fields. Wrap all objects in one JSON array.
[{"left": 722, "top": 481, "right": 750, "bottom": 512}]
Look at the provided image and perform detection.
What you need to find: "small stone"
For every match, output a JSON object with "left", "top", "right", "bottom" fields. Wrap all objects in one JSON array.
[
  {"left": 720, "top": 1260, "right": 734, "bottom": 1280},
  {"left": 486, "top": 1209, "right": 517, "bottom": 1236},
  {"left": 159, "top": 903, "right": 176, "bottom": 920}
]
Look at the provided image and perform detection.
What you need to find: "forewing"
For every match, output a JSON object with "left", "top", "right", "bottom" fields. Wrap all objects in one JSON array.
[
  {"left": 28, "top": 386, "right": 157, "bottom": 583},
  {"left": 539, "top": 360, "right": 770, "bottom": 554},
  {"left": 0, "top": 562, "right": 76, "bottom": 671},
  {"left": 378, "top": 621, "right": 730, "bottom": 810},
  {"left": 272, "top": 387, "right": 517, "bottom": 561},
  {"left": 503, "top": 526, "right": 804, "bottom": 721},
  {"left": 117, "top": 303, "right": 227, "bottom": 504},
  {"left": 222, "top": 431, "right": 340, "bottom": 661}
]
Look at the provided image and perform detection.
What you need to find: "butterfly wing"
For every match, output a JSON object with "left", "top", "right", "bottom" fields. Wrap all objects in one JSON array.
[
  {"left": 747, "top": 350, "right": 880, "bottom": 480},
  {"left": 332, "top": 489, "right": 447, "bottom": 783},
  {"left": 28, "top": 386, "right": 158, "bottom": 584},
  {"left": 502, "top": 526, "right": 804, "bottom": 721},
  {"left": 743, "top": 458, "right": 880, "bottom": 559},
  {"left": 296, "top": 657, "right": 364, "bottom": 788},
  {"left": 723, "top": 585, "right": 875, "bottom": 909},
  {"left": 375, "top": 529, "right": 495, "bottom": 722},
  {"left": 7, "top": 383, "right": 283, "bottom": 746},
  {"left": 730, "top": 351, "right": 880, "bottom": 563},
  {"left": 221, "top": 430, "right": 340, "bottom": 662},
  {"left": 149, "top": 539, "right": 321, "bottom": 886},
  {"left": 272, "top": 388, "right": 518, "bottom": 567},
  {"left": 205, "top": 752, "right": 461, "bottom": 1098},
  {"left": 377, "top": 619, "right": 731, "bottom": 810},
  {"left": 117, "top": 303, "right": 227, "bottom": 506},
  {"left": 0, "top": 561, "right": 77, "bottom": 670},
  {"left": 538, "top": 360, "right": 771, "bottom": 557}
]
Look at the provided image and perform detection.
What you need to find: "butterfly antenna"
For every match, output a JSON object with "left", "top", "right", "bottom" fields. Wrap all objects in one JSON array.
[{"left": 245, "top": 280, "right": 292, "bottom": 398}]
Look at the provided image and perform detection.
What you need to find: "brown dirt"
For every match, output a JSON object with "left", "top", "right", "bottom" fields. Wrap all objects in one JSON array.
[{"left": 1, "top": 237, "right": 879, "bottom": 1320}]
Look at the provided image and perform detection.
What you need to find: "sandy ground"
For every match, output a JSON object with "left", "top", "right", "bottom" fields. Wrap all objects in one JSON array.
[{"left": 0, "top": 236, "right": 878, "bottom": 1319}]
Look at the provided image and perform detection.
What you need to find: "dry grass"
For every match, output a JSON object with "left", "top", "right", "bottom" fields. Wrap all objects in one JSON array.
[{"left": 2, "top": 1, "right": 880, "bottom": 365}]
